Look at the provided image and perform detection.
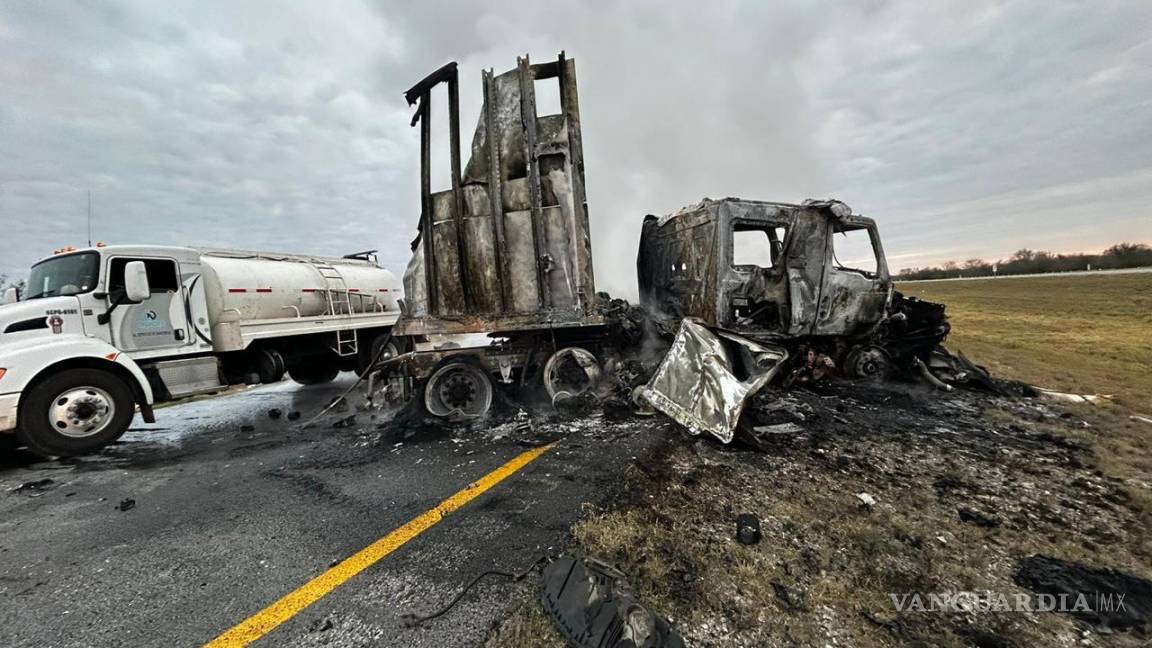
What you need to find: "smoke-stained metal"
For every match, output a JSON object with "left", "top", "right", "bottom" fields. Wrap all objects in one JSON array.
[
  {"left": 640, "top": 319, "right": 789, "bottom": 443},
  {"left": 637, "top": 198, "right": 892, "bottom": 341},
  {"left": 396, "top": 53, "right": 601, "bottom": 336}
]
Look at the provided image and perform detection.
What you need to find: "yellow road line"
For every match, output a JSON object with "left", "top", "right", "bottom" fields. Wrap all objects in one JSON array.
[{"left": 203, "top": 443, "right": 555, "bottom": 647}]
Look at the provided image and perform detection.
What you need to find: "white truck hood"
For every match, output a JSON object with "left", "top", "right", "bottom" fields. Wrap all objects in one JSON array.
[{"left": 0, "top": 296, "right": 86, "bottom": 342}]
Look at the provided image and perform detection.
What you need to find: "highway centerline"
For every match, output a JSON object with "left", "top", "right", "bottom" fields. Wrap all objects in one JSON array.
[{"left": 202, "top": 443, "right": 555, "bottom": 647}]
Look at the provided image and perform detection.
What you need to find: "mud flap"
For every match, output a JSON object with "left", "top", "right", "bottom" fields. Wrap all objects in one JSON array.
[{"left": 541, "top": 555, "right": 685, "bottom": 648}]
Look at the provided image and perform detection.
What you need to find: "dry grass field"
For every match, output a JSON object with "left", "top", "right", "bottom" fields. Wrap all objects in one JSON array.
[{"left": 899, "top": 273, "right": 1152, "bottom": 412}]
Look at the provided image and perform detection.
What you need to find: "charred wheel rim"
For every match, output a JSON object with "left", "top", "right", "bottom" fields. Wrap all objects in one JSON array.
[
  {"left": 48, "top": 387, "right": 116, "bottom": 438},
  {"left": 847, "top": 346, "right": 892, "bottom": 380},
  {"left": 424, "top": 362, "right": 493, "bottom": 419},
  {"left": 542, "top": 347, "right": 602, "bottom": 401}
]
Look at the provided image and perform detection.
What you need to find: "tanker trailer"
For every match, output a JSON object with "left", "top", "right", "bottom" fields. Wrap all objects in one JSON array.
[{"left": 0, "top": 244, "right": 401, "bottom": 456}]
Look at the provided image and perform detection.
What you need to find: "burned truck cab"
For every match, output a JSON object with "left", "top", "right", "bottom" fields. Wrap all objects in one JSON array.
[{"left": 638, "top": 197, "right": 892, "bottom": 342}]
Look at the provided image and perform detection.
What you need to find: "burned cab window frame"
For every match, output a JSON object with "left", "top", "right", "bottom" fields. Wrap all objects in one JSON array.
[
  {"left": 731, "top": 221, "right": 787, "bottom": 270},
  {"left": 831, "top": 225, "right": 880, "bottom": 277}
]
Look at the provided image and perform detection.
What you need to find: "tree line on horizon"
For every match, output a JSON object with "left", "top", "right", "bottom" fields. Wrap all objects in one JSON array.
[{"left": 896, "top": 242, "right": 1152, "bottom": 280}]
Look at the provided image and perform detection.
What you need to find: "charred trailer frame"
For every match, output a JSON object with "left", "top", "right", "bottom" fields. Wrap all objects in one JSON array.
[
  {"left": 396, "top": 52, "right": 600, "bottom": 336},
  {"left": 638, "top": 197, "right": 892, "bottom": 341},
  {"left": 385, "top": 54, "right": 610, "bottom": 419}
]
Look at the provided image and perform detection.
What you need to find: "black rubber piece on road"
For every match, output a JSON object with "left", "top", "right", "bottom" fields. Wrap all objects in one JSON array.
[
  {"left": 288, "top": 364, "right": 340, "bottom": 385},
  {"left": 736, "top": 513, "right": 762, "bottom": 545},
  {"left": 541, "top": 555, "right": 686, "bottom": 648},
  {"left": 17, "top": 368, "right": 135, "bottom": 457}
]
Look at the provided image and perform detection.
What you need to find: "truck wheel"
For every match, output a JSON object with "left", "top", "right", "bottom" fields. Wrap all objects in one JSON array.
[
  {"left": 542, "top": 347, "right": 602, "bottom": 403},
  {"left": 288, "top": 365, "right": 340, "bottom": 385},
  {"left": 255, "top": 348, "right": 286, "bottom": 384},
  {"left": 371, "top": 336, "right": 400, "bottom": 363},
  {"left": 845, "top": 346, "right": 892, "bottom": 381},
  {"left": 17, "top": 368, "right": 136, "bottom": 457},
  {"left": 423, "top": 361, "right": 493, "bottom": 420},
  {"left": 359, "top": 335, "right": 399, "bottom": 374}
]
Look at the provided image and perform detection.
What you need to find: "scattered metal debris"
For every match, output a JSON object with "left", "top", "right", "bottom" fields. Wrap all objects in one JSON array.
[
  {"left": 331, "top": 415, "right": 356, "bottom": 429},
  {"left": 1038, "top": 389, "right": 1113, "bottom": 405},
  {"left": 750, "top": 422, "right": 804, "bottom": 435},
  {"left": 12, "top": 478, "right": 55, "bottom": 495},
  {"left": 116, "top": 498, "right": 136, "bottom": 512},
  {"left": 771, "top": 581, "right": 807, "bottom": 611},
  {"left": 541, "top": 555, "right": 685, "bottom": 648},
  {"left": 957, "top": 507, "right": 1001, "bottom": 528},
  {"left": 784, "top": 349, "right": 835, "bottom": 386},
  {"left": 855, "top": 492, "right": 877, "bottom": 509}
]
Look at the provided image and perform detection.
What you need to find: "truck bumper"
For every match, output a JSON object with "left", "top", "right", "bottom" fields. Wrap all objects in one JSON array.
[{"left": 0, "top": 392, "right": 19, "bottom": 434}]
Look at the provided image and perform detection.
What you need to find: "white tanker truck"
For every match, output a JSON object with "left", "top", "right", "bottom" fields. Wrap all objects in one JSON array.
[{"left": 0, "top": 244, "right": 401, "bottom": 456}]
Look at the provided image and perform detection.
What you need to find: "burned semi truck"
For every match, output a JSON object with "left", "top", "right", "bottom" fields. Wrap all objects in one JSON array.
[
  {"left": 637, "top": 198, "right": 950, "bottom": 380},
  {"left": 383, "top": 53, "right": 950, "bottom": 421}
]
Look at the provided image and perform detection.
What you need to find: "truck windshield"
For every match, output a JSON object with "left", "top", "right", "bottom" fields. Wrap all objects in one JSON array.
[{"left": 25, "top": 252, "right": 100, "bottom": 300}]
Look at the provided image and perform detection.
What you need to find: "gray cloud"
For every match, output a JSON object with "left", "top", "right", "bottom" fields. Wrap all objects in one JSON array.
[{"left": 2, "top": 0, "right": 1150, "bottom": 294}]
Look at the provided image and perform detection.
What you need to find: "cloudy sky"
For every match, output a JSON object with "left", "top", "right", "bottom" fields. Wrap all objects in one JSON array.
[{"left": 2, "top": 0, "right": 1150, "bottom": 295}]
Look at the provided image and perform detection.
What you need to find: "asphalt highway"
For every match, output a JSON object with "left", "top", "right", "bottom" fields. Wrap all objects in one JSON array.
[{"left": 0, "top": 377, "right": 672, "bottom": 647}]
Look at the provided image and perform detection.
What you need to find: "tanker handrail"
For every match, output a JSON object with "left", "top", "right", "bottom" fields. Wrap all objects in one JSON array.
[{"left": 197, "top": 247, "right": 380, "bottom": 268}]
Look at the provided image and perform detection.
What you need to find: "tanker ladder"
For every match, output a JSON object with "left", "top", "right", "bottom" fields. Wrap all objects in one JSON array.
[{"left": 315, "top": 263, "right": 358, "bottom": 356}]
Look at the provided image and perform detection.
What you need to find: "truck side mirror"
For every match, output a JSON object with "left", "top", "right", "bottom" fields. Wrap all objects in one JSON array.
[
  {"left": 2, "top": 287, "right": 18, "bottom": 304},
  {"left": 123, "top": 261, "right": 151, "bottom": 303}
]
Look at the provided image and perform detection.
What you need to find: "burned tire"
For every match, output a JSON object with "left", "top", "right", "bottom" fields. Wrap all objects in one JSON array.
[
  {"left": 288, "top": 364, "right": 340, "bottom": 385},
  {"left": 423, "top": 361, "right": 493, "bottom": 420},
  {"left": 17, "top": 368, "right": 136, "bottom": 457}
]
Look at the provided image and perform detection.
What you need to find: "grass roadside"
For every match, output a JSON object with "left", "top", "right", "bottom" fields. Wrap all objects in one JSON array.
[
  {"left": 487, "top": 273, "right": 1152, "bottom": 647},
  {"left": 899, "top": 274, "right": 1152, "bottom": 412}
]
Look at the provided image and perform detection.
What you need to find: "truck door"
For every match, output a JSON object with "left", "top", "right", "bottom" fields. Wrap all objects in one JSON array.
[
  {"left": 106, "top": 257, "right": 193, "bottom": 353},
  {"left": 781, "top": 211, "right": 831, "bottom": 336},
  {"left": 812, "top": 223, "right": 890, "bottom": 336}
]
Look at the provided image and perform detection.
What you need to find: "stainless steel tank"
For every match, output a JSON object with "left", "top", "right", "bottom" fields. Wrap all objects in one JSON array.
[{"left": 198, "top": 250, "right": 400, "bottom": 324}]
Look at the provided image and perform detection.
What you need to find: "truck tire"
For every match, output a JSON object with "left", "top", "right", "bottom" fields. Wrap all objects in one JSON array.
[
  {"left": 423, "top": 361, "right": 493, "bottom": 420},
  {"left": 367, "top": 335, "right": 399, "bottom": 367},
  {"left": 17, "top": 368, "right": 136, "bottom": 457},
  {"left": 288, "top": 365, "right": 340, "bottom": 385}
]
